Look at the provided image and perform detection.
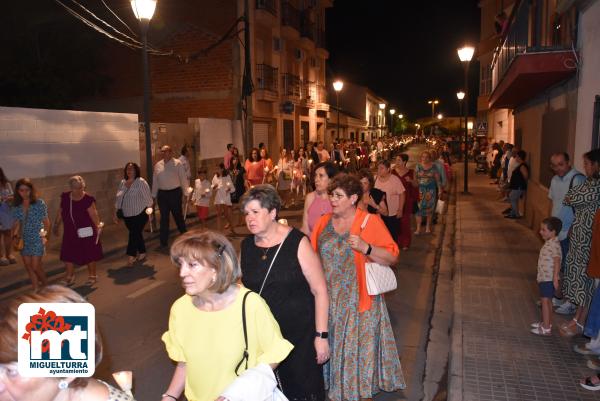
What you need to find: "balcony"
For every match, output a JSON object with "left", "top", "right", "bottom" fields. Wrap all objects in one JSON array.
[
  {"left": 315, "top": 28, "right": 328, "bottom": 59},
  {"left": 255, "top": 0, "right": 277, "bottom": 25},
  {"left": 489, "top": 0, "right": 578, "bottom": 109},
  {"left": 299, "top": 14, "right": 315, "bottom": 50},
  {"left": 256, "top": 64, "right": 279, "bottom": 102},
  {"left": 300, "top": 80, "right": 316, "bottom": 108},
  {"left": 315, "top": 84, "right": 329, "bottom": 111},
  {"left": 281, "top": 1, "right": 301, "bottom": 40},
  {"left": 282, "top": 73, "right": 301, "bottom": 103}
]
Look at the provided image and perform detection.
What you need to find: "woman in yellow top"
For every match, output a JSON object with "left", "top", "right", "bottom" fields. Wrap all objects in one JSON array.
[{"left": 161, "top": 230, "right": 293, "bottom": 401}]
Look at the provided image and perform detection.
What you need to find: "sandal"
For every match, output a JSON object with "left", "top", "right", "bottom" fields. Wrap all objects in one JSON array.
[
  {"left": 58, "top": 275, "right": 76, "bottom": 287},
  {"left": 560, "top": 319, "right": 584, "bottom": 337},
  {"left": 85, "top": 276, "right": 97, "bottom": 286},
  {"left": 127, "top": 256, "right": 136, "bottom": 267},
  {"left": 530, "top": 324, "right": 552, "bottom": 336},
  {"left": 580, "top": 374, "right": 600, "bottom": 391},
  {"left": 137, "top": 253, "right": 147, "bottom": 263}
]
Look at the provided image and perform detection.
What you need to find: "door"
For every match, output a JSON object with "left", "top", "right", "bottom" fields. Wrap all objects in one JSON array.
[
  {"left": 253, "top": 122, "right": 269, "bottom": 150},
  {"left": 300, "top": 121, "right": 309, "bottom": 147},
  {"left": 283, "top": 120, "right": 294, "bottom": 151}
]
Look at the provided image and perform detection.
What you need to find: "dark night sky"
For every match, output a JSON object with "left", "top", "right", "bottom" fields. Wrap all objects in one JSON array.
[{"left": 326, "top": 0, "right": 481, "bottom": 121}]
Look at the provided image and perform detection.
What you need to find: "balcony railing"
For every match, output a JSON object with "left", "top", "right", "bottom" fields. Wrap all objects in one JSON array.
[
  {"left": 300, "top": 15, "right": 315, "bottom": 40},
  {"left": 315, "top": 29, "right": 326, "bottom": 49},
  {"left": 256, "top": 64, "right": 278, "bottom": 93},
  {"left": 301, "top": 80, "right": 316, "bottom": 106},
  {"left": 491, "top": 0, "right": 575, "bottom": 93},
  {"left": 316, "top": 84, "right": 327, "bottom": 103},
  {"left": 282, "top": 73, "right": 301, "bottom": 98},
  {"left": 281, "top": 1, "right": 301, "bottom": 31},
  {"left": 256, "top": 0, "right": 277, "bottom": 15}
]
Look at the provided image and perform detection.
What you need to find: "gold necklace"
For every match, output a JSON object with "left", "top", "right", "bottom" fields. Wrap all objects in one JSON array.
[{"left": 261, "top": 246, "right": 272, "bottom": 261}]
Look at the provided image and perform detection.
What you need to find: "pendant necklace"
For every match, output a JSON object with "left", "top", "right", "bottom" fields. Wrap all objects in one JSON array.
[{"left": 261, "top": 246, "right": 272, "bottom": 261}]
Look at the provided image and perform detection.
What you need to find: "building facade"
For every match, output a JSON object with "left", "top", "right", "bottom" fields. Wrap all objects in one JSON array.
[{"left": 479, "top": 0, "right": 600, "bottom": 230}]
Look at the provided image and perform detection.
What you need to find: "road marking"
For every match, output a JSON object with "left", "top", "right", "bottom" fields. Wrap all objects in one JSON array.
[{"left": 126, "top": 280, "right": 165, "bottom": 299}]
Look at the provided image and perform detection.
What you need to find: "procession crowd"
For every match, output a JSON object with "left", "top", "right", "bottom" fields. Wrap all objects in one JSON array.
[{"left": 0, "top": 135, "right": 455, "bottom": 401}]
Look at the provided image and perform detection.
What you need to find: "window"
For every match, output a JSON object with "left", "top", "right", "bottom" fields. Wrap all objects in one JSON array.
[
  {"left": 273, "top": 37, "right": 281, "bottom": 52},
  {"left": 294, "top": 48, "right": 303, "bottom": 60},
  {"left": 480, "top": 64, "right": 492, "bottom": 96},
  {"left": 309, "top": 57, "right": 320, "bottom": 68}
]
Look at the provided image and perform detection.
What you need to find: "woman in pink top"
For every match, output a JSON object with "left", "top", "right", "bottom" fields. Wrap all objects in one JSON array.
[
  {"left": 374, "top": 160, "right": 406, "bottom": 243},
  {"left": 244, "top": 148, "right": 265, "bottom": 187},
  {"left": 301, "top": 161, "right": 339, "bottom": 236}
]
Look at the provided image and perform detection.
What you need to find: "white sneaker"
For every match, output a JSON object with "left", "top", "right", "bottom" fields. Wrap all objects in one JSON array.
[
  {"left": 0, "top": 257, "right": 8, "bottom": 266},
  {"left": 555, "top": 301, "right": 577, "bottom": 315},
  {"left": 552, "top": 297, "right": 565, "bottom": 307}
]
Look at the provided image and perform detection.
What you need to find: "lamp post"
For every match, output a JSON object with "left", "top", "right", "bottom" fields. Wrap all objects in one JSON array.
[
  {"left": 131, "top": 0, "right": 157, "bottom": 184},
  {"left": 333, "top": 80, "right": 343, "bottom": 140},
  {"left": 389, "top": 108, "right": 395, "bottom": 135},
  {"left": 398, "top": 114, "right": 404, "bottom": 135},
  {"left": 458, "top": 45, "right": 475, "bottom": 194},
  {"left": 456, "top": 91, "right": 465, "bottom": 159},
  {"left": 379, "top": 103, "right": 386, "bottom": 137},
  {"left": 427, "top": 99, "right": 439, "bottom": 118}
]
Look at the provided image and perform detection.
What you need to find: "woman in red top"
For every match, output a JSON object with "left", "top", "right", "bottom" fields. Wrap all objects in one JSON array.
[{"left": 244, "top": 148, "right": 265, "bottom": 187}]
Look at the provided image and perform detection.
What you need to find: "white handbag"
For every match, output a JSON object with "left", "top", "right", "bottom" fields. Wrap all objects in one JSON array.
[
  {"left": 360, "top": 214, "right": 398, "bottom": 295},
  {"left": 70, "top": 195, "right": 94, "bottom": 239},
  {"left": 435, "top": 199, "right": 446, "bottom": 214}
]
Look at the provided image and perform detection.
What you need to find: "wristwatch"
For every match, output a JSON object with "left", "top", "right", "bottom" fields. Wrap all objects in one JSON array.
[
  {"left": 315, "top": 331, "right": 329, "bottom": 339},
  {"left": 365, "top": 244, "right": 372, "bottom": 256}
]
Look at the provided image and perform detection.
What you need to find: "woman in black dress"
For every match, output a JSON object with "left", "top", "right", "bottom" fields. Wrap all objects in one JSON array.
[
  {"left": 240, "top": 185, "right": 329, "bottom": 401},
  {"left": 229, "top": 155, "right": 247, "bottom": 226}
]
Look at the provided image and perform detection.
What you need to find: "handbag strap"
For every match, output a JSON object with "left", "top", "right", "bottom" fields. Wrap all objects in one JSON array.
[
  {"left": 119, "top": 180, "right": 132, "bottom": 209},
  {"left": 69, "top": 194, "right": 78, "bottom": 229},
  {"left": 234, "top": 290, "right": 253, "bottom": 376},
  {"left": 258, "top": 230, "right": 291, "bottom": 295}
]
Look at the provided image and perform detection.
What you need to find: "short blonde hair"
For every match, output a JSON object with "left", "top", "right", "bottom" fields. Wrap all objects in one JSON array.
[
  {"left": 68, "top": 175, "right": 86, "bottom": 189},
  {"left": 170, "top": 230, "right": 241, "bottom": 293}
]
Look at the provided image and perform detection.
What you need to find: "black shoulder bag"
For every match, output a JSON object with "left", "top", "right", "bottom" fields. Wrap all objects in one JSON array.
[{"left": 234, "top": 290, "right": 253, "bottom": 376}]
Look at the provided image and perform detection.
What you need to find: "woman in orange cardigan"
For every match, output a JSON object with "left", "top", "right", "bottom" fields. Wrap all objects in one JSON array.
[{"left": 311, "top": 174, "right": 405, "bottom": 401}]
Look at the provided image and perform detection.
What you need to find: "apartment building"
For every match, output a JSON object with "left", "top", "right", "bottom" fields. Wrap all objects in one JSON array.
[
  {"left": 78, "top": 0, "right": 331, "bottom": 161},
  {"left": 478, "top": 0, "right": 600, "bottom": 229},
  {"left": 325, "top": 81, "right": 388, "bottom": 143}
]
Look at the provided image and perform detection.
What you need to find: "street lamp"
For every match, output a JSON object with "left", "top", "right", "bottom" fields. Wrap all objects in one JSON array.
[
  {"left": 379, "top": 103, "right": 386, "bottom": 136},
  {"left": 427, "top": 99, "right": 439, "bottom": 118},
  {"left": 333, "top": 80, "right": 343, "bottom": 140},
  {"left": 456, "top": 91, "right": 465, "bottom": 156},
  {"left": 458, "top": 45, "right": 475, "bottom": 193},
  {"left": 131, "top": 0, "right": 157, "bottom": 184},
  {"left": 389, "top": 108, "right": 395, "bottom": 135},
  {"left": 437, "top": 113, "right": 443, "bottom": 120}
]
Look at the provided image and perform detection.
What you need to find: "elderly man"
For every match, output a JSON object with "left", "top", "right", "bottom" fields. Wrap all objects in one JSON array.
[
  {"left": 549, "top": 152, "right": 586, "bottom": 314},
  {"left": 152, "top": 145, "right": 188, "bottom": 249}
]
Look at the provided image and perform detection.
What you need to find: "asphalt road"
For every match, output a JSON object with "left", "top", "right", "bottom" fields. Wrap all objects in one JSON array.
[{"left": 17, "top": 145, "right": 444, "bottom": 401}]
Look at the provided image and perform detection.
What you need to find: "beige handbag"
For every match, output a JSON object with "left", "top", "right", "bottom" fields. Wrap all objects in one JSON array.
[{"left": 360, "top": 214, "right": 398, "bottom": 295}]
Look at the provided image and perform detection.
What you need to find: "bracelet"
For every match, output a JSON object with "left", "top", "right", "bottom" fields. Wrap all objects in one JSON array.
[{"left": 161, "top": 394, "right": 177, "bottom": 401}]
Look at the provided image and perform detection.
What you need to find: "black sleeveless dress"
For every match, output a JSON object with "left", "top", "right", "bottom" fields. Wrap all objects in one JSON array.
[{"left": 241, "top": 228, "right": 325, "bottom": 401}]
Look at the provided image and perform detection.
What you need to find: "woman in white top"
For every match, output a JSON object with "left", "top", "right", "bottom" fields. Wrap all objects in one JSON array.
[
  {"left": 212, "top": 164, "right": 236, "bottom": 235},
  {"left": 113, "top": 162, "right": 153, "bottom": 266},
  {"left": 277, "top": 148, "right": 294, "bottom": 208}
]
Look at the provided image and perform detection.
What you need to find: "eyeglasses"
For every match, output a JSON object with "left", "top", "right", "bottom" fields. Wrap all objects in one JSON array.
[{"left": 328, "top": 192, "right": 346, "bottom": 200}]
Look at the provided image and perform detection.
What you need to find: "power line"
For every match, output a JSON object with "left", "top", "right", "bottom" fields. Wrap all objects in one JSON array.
[{"left": 99, "top": 0, "right": 138, "bottom": 38}]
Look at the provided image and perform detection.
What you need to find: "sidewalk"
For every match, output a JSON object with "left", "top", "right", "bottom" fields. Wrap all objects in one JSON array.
[{"left": 449, "top": 168, "right": 599, "bottom": 400}]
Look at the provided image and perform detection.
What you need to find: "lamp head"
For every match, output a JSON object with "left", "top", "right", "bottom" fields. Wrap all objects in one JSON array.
[
  {"left": 131, "top": 0, "right": 157, "bottom": 20},
  {"left": 390, "top": 109, "right": 395, "bottom": 115},
  {"left": 398, "top": 114, "right": 403, "bottom": 119},
  {"left": 379, "top": 103, "right": 386, "bottom": 110},
  {"left": 437, "top": 114, "right": 443, "bottom": 120},
  {"left": 333, "top": 80, "right": 344, "bottom": 92},
  {"left": 456, "top": 91, "right": 465, "bottom": 100},
  {"left": 457, "top": 46, "right": 475, "bottom": 62}
]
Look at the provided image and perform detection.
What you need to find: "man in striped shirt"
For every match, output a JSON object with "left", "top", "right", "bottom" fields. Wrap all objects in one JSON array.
[{"left": 152, "top": 145, "right": 188, "bottom": 249}]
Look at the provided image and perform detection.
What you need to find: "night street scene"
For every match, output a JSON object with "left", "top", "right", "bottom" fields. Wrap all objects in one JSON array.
[{"left": 2, "top": 0, "right": 600, "bottom": 400}]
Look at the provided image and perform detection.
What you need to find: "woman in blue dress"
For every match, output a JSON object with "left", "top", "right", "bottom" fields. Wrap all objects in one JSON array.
[
  {"left": 414, "top": 151, "right": 440, "bottom": 235},
  {"left": 11, "top": 178, "right": 50, "bottom": 291}
]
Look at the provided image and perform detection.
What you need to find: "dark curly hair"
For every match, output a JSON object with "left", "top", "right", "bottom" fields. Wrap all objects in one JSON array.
[{"left": 327, "top": 173, "right": 363, "bottom": 203}]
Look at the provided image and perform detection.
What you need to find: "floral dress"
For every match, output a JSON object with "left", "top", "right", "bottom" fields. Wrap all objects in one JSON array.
[
  {"left": 563, "top": 177, "right": 600, "bottom": 306},
  {"left": 415, "top": 164, "right": 438, "bottom": 217},
  {"left": 318, "top": 220, "right": 405, "bottom": 401},
  {"left": 12, "top": 199, "right": 48, "bottom": 256}
]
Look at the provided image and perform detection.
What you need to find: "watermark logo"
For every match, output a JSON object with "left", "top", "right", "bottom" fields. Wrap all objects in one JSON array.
[{"left": 18, "top": 303, "right": 95, "bottom": 377}]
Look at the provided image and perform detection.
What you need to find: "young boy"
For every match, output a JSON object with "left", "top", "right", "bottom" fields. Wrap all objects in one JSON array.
[
  {"left": 531, "top": 216, "right": 563, "bottom": 336},
  {"left": 192, "top": 169, "right": 211, "bottom": 230}
]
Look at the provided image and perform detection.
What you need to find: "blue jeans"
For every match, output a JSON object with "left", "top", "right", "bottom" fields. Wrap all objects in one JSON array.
[
  {"left": 508, "top": 189, "right": 523, "bottom": 217},
  {"left": 585, "top": 284, "right": 600, "bottom": 339}
]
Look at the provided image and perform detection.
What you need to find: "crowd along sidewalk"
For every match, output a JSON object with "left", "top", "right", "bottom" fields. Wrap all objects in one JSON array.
[{"left": 448, "top": 167, "right": 600, "bottom": 401}]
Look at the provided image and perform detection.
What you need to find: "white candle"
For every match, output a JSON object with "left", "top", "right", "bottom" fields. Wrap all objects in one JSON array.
[
  {"left": 186, "top": 186, "right": 194, "bottom": 195},
  {"left": 98, "top": 222, "right": 105, "bottom": 229},
  {"left": 40, "top": 228, "right": 47, "bottom": 237},
  {"left": 264, "top": 167, "right": 269, "bottom": 173},
  {"left": 145, "top": 208, "right": 153, "bottom": 215},
  {"left": 278, "top": 218, "right": 288, "bottom": 226}
]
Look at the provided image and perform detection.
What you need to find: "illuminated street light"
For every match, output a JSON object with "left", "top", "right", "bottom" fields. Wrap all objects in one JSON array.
[
  {"left": 457, "top": 91, "right": 465, "bottom": 149},
  {"left": 456, "top": 91, "right": 465, "bottom": 100},
  {"left": 333, "top": 80, "right": 344, "bottom": 139},
  {"left": 437, "top": 113, "right": 443, "bottom": 120},
  {"left": 458, "top": 45, "right": 475, "bottom": 193},
  {"left": 131, "top": 0, "right": 157, "bottom": 184},
  {"left": 467, "top": 121, "right": 474, "bottom": 130},
  {"left": 379, "top": 103, "right": 386, "bottom": 137},
  {"left": 427, "top": 99, "right": 439, "bottom": 118}
]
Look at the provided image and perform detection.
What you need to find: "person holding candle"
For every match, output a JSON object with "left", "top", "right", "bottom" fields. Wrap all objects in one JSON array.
[
  {"left": 294, "top": 147, "right": 309, "bottom": 200},
  {"left": 229, "top": 155, "right": 247, "bottom": 227},
  {"left": 0, "top": 285, "right": 136, "bottom": 400},
  {"left": 276, "top": 148, "right": 294, "bottom": 208},
  {"left": 52, "top": 175, "right": 103, "bottom": 287},
  {"left": 301, "top": 162, "right": 338, "bottom": 237},
  {"left": 244, "top": 148, "right": 265, "bottom": 187},
  {"left": 113, "top": 162, "right": 153, "bottom": 266},
  {"left": 212, "top": 164, "right": 236, "bottom": 236},
  {"left": 192, "top": 169, "right": 211, "bottom": 231},
  {"left": 161, "top": 231, "right": 293, "bottom": 401},
  {"left": 0, "top": 167, "right": 16, "bottom": 266},
  {"left": 260, "top": 148, "right": 274, "bottom": 184},
  {"left": 10, "top": 178, "right": 49, "bottom": 292}
]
